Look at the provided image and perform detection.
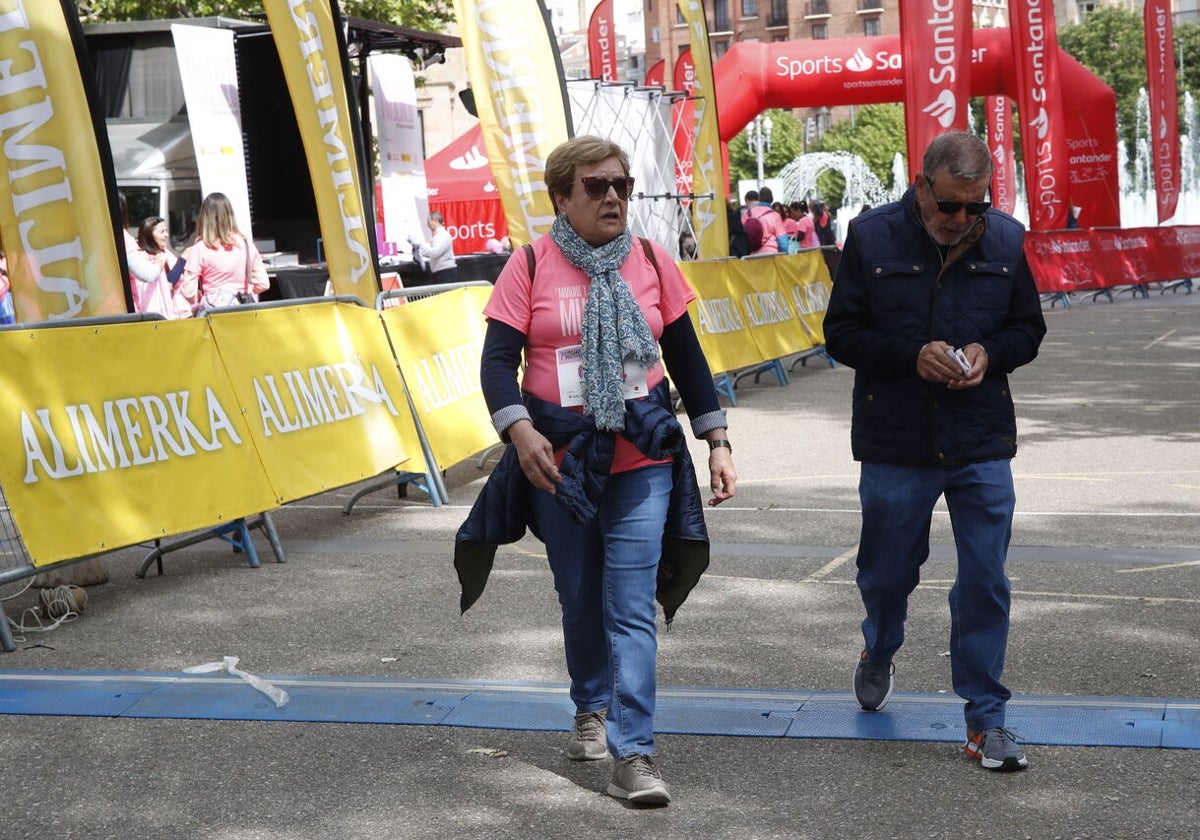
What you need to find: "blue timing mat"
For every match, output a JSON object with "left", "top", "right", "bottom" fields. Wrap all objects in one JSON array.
[{"left": 1, "top": 669, "right": 1196, "bottom": 750}]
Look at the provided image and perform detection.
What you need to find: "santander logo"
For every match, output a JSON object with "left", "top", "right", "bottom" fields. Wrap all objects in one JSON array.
[
  {"left": 450, "top": 144, "right": 489, "bottom": 171},
  {"left": 922, "top": 89, "right": 956, "bottom": 128},
  {"left": 846, "top": 49, "right": 872, "bottom": 72}
]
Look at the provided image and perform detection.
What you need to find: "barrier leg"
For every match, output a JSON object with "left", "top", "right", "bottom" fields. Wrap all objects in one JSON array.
[
  {"left": 256, "top": 511, "right": 286, "bottom": 564},
  {"left": 0, "top": 603, "right": 15, "bottom": 652},
  {"left": 135, "top": 519, "right": 262, "bottom": 578},
  {"left": 734, "top": 360, "right": 788, "bottom": 389},
  {"left": 342, "top": 469, "right": 441, "bottom": 515},
  {"left": 713, "top": 373, "right": 737, "bottom": 406}
]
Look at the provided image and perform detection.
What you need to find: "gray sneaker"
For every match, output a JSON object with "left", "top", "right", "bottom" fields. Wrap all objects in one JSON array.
[
  {"left": 607, "top": 753, "right": 671, "bottom": 805},
  {"left": 965, "top": 727, "right": 1029, "bottom": 771},
  {"left": 853, "top": 650, "right": 895, "bottom": 711},
  {"left": 566, "top": 710, "right": 608, "bottom": 761}
]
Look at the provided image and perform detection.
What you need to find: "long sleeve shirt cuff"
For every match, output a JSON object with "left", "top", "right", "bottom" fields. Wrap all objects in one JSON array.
[{"left": 491, "top": 404, "right": 532, "bottom": 441}]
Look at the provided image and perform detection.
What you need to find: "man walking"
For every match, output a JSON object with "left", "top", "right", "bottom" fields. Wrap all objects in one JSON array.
[{"left": 823, "top": 131, "right": 1046, "bottom": 772}]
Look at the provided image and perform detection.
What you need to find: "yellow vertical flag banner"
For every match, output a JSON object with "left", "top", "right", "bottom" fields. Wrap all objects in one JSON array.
[
  {"left": 207, "top": 302, "right": 418, "bottom": 501},
  {"left": 0, "top": 318, "right": 277, "bottom": 566},
  {"left": 263, "top": 0, "right": 379, "bottom": 301},
  {"left": 381, "top": 286, "right": 497, "bottom": 471},
  {"left": 0, "top": 1, "right": 127, "bottom": 322},
  {"left": 676, "top": 0, "right": 729, "bottom": 259},
  {"left": 452, "top": 0, "right": 572, "bottom": 246}
]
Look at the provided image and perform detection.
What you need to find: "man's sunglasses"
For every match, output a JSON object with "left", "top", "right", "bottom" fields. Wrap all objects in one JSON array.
[
  {"left": 579, "top": 175, "right": 636, "bottom": 201},
  {"left": 923, "top": 176, "right": 991, "bottom": 216}
]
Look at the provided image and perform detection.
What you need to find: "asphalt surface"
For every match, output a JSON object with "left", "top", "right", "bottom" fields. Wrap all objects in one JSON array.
[{"left": 1, "top": 285, "right": 1198, "bottom": 839}]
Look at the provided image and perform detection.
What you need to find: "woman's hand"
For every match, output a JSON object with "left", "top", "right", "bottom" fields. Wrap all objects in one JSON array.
[
  {"left": 706, "top": 440, "right": 737, "bottom": 507},
  {"left": 507, "top": 420, "right": 561, "bottom": 493}
]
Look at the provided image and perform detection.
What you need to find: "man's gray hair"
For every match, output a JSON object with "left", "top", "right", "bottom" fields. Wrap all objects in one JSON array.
[
  {"left": 921, "top": 131, "right": 993, "bottom": 182},
  {"left": 429, "top": 211, "right": 445, "bottom": 225}
]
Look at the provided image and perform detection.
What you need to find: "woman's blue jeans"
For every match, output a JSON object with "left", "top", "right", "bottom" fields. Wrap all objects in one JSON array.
[
  {"left": 530, "top": 463, "right": 671, "bottom": 759},
  {"left": 856, "top": 459, "right": 1016, "bottom": 731}
]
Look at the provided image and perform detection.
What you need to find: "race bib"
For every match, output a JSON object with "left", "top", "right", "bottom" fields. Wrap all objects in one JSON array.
[{"left": 556, "top": 345, "right": 650, "bottom": 407}]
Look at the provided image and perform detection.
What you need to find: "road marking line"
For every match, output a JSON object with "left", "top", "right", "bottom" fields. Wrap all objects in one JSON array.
[
  {"left": 1142, "top": 329, "right": 1177, "bottom": 351},
  {"left": 806, "top": 545, "right": 857, "bottom": 580},
  {"left": 1116, "top": 559, "right": 1200, "bottom": 574}
]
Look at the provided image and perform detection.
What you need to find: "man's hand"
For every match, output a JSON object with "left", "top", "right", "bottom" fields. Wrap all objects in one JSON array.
[{"left": 918, "top": 341, "right": 987, "bottom": 388}]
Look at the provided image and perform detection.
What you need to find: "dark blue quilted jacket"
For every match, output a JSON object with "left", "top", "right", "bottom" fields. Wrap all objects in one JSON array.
[
  {"left": 823, "top": 187, "right": 1046, "bottom": 466},
  {"left": 454, "top": 379, "right": 710, "bottom": 624}
]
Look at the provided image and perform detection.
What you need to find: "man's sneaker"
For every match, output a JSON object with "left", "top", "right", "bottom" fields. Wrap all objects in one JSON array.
[
  {"left": 853, "top": 650, "right": 895, "bottom": 711},
  {"left": 965, "top": 727, "right": 1029, "bottom": 772},
  {"left": 607, "top": 753, "right": 671, "bottom": 805},
  {"left": 565, "top": 710, "right": 608, "bottom": 761}
]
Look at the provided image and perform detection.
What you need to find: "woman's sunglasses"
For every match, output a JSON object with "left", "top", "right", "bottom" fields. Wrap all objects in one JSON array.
[
  {"left": 923, "top": 176, "right": 991, "bottom": 216},
  {"left": 579, "top": 175, "right": 635, "bottom": 201}
]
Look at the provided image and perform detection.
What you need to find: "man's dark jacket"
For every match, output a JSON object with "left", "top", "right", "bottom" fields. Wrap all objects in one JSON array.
[
  {"left": 454, "top": 380, "right": 709, "bottom": 624},
  {"left": 823, "top": 187, "right": 1046, "bottom": 466}
]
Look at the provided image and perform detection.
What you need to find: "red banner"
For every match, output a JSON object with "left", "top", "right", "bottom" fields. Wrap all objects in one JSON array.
[
  {"left": 673, "top": 50, "right": 696, "bottom": 199},
  {"left": 1144, "top": 0, "right": 1180, "bottom": 224},
  {"left": 900, "top": 0, "right": 971, "bottom": 179},
  {"left": 645, "top": 59, "right": 665, "bottom": 87},
  {"left": 588, "top": 0, "right": 618, "bottom": 82},
  {"left": 1007, "top": 0, "right": 1070, "bottom": 230},
  {"left": 1025, "top": 226, "right": 1200, "bottom": 293},
  {"left": 986, "top": 96, "right": 1017, "bottom": 215}
]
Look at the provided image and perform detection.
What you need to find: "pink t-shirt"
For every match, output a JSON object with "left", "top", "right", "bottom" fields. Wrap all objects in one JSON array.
[
  {"left": 485, "top": 235, "right": 695, "bottom": 473},
  {"left": 743, "top": 205, "right": 786, "bottom": 254},
  {"left": 794, "top": 215, "right": 819, "bottom": 249},
  {"left": 180, "top": 237, "right": 270, "bottom": 309}
]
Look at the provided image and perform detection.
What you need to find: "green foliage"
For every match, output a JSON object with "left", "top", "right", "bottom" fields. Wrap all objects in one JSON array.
[
  {"left": 809, "top": 103, "right": 906, "bottom": 209},
  {"left": 726, "top": 108, "right": 806, "bottom": 188},
  {"left": 1059, "top": 8, "right": 1200, "bottom": 173},
  {"left": 77, "top": 0, "right": 454, "bottom": 32}
]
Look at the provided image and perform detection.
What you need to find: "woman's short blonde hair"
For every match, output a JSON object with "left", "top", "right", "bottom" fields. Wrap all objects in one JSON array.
[{"left": 544, "top": 136, "right": 630, "bottom": 203}]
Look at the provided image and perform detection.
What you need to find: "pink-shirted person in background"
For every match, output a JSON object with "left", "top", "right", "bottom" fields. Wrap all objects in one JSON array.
[{"left": 179, "top": 193, "right": 269, "bottom": 314}]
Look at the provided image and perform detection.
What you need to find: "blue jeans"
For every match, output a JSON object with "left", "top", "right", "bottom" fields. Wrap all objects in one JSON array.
[
  {"left": 856, "top": 460, "right": 1015, "bottom": 730},
  {"left": 530, "top": 464, "right": 671, "bottom": 759}
]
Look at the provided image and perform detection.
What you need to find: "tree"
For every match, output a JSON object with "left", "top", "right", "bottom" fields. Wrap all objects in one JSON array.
[
  {"left": 726, "top": 108, "right": 806, "bottom": 189},
  {"left": 76, "top": 0, "right": 454, "bottom": 32},
  {"left": 1058, "top": 7, "right": 1200, "bottom": 174},
  {"left": 809, "top": 103, "right": 906, "bottom": 209}
]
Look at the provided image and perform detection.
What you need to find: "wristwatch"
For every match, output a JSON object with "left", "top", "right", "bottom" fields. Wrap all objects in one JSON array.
[{"left": 707, "top": 439, "right": 732, "bottom": 453}]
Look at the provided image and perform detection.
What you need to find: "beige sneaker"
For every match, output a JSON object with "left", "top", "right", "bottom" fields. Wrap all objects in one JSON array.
[
  {"left": 607, "top": 753, "right": 671, "bottom": 805},
  {"left": 566, "top": 710, "right": 608, "bottom": 760}
]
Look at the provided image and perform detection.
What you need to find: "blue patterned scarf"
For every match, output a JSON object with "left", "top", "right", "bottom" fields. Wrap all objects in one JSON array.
[{"left": 549, "top": 215, "right": 659, "bottom": 431}]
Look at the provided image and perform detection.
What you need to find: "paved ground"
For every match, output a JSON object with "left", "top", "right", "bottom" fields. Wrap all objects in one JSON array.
[{"left": 1, "top": 286, "right": 1198, "bottom": 839}]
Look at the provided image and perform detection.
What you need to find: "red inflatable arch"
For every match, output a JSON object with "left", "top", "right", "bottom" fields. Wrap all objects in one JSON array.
[{"left": 713, "top": 27, "right": 1120, "bottom": 228}]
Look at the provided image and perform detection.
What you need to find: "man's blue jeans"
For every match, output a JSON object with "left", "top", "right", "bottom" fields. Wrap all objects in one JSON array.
[
  {"left": 530, "top": 463, "right": 671, "bottom": 759},
  {"left": 856, "top": 459, "right": 1016, "bottom": 731}
]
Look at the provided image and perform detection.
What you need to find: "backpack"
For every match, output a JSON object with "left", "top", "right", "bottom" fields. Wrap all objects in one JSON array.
[{"left": 742, "top": 214, "right": 764, "bottom": 252}]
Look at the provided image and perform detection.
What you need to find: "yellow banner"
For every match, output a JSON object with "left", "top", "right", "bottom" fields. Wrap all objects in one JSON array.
[
  {"left": 0, "top": 3, "right": 126, "bottom": 321},
  {"left": 680, "top": 259, "right": 761, "bottom": 375},
  {"left": 677, "top": 0, "right": 729, "bottom": 259},
  {"left": 775, "top": 252, "right": 833, "bottom": 345},
  {"left": 730, "top": 258, "right": 812, "bottom": 361},
  {"left": 208, "top": 302, "right": 417, "bottom": 499},
  {"left": 0, "top": 318, "right": 276, "bottom": 565},
  {"left": 452, "top": 0, "right": 570, "bottom": 246},
  {"left": 382, "top": 286, "right": 497, "bottom": 471},
  {"left": 263, "top": 0, "right": 379, "bottom": 301}
]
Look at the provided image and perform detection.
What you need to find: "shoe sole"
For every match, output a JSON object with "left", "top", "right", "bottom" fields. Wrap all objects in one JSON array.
[
  {"left": 565, "top": 745, "right": 609, "bottom": 761},
  {"left": 607, "top": 782, "right": 671, "bottom": 805},
  {"left": 965, "top": 743, "right": 1029, "bottom": 772}
]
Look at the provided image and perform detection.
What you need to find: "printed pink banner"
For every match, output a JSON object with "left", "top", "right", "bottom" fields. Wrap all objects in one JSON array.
[
  {"left": 899, "top": 0, "right": 971, "bottom": 180},
  {"left": 1144, "top": 0, "right": 1180, "bottom": 224}
]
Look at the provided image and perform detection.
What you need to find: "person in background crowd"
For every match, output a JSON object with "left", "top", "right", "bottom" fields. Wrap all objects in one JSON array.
[
  {"left": 742, "top": 186, "right": 786, "bottom": 255},
  {"left": 787, "top": 201, "right": 818, "bottom": 249},
  {"left": 410, "top": 211, "right": 458, "bottom": 283},
  {"left": 118, "top": 192, "right": 176, "bottom": 318},
  {"left": 137, "top": 216, "right": 190, "bottom": 319},
  {"left": 811, "top": 198, "right": 837, "bottom": 248},
  {"left": 179, "top": 192, "right": 270, "bottom": 313},
  {"left": 823, "top": 130, "right": 1046, "bottom": 773},
  {"left": 456, "top": 135, "right": 737, "bottom": 807},
  {"left": 0, "top": 242, "right": 13, "bottom": 324},
  {"left": 727, "top": 201, "right": 750, "bottom": 257}
]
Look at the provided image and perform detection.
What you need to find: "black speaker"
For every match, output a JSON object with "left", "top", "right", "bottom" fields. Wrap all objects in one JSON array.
[{"left": 459, "top": 87, "right": 477, "bottom": 118}]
